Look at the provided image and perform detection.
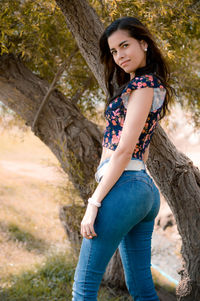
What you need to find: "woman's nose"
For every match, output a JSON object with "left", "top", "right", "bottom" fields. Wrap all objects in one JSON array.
[{"left": 116, "top": 50, "right": 124, "bottom": 61}]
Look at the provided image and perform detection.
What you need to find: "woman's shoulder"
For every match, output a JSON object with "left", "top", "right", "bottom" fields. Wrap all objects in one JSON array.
[
  {"left": 125, "top": 74, "right": 164, "bottom": 90},
  {"left": 121, "top": 74, "right": 166, "bottom": 109}
]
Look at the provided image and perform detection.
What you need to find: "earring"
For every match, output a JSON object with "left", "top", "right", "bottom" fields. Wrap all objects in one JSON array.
[{"left": 144, "top": 48, "right": 148, "bottom": 52}]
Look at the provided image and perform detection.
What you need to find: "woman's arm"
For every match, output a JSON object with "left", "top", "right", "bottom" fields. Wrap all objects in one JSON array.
[{"left": 91, "top": 87, "right": 153, "bottom": 203}]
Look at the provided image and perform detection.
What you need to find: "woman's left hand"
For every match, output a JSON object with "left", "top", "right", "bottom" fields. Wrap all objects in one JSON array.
[{"left": 81, "top": 203, "right": 98, "bottom": 239}]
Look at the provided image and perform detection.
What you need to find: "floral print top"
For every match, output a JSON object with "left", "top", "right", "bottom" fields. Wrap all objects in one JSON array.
[{"left": 102, "top": 74, "right": 166, "bottom": 159}]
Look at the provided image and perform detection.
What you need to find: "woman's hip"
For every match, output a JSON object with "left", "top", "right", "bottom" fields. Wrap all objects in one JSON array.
[
  {"left": 100, "top": 171, "right": 155, "bottom": 210},
  {"left": 94, "top": 175, "right": 156, "bottom": 236},
  {"left": 94, "top": 157, "right": 160, "bottom": 232}
]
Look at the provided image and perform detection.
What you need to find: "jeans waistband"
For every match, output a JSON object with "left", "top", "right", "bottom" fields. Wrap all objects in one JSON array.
[{"left": 95, "top": 158, "right": 146, "bottom": 183}]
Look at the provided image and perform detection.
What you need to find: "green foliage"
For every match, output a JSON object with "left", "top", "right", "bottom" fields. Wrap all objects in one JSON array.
[
  {"left": 0, "top": 0, "right": 100, "bottom": 115},
  {"left": 1, "top": 1, "right": 71, "bottom": 76}
]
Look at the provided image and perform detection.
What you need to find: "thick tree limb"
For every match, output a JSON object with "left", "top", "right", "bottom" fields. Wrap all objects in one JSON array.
[{"left": 0, "top": 54, "right": 102, "bottom": 200}]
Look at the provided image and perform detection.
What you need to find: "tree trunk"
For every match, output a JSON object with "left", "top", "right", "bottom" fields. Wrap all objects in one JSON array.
[{"left": 55, "top": 0, "right": 106, "bottom": 95}]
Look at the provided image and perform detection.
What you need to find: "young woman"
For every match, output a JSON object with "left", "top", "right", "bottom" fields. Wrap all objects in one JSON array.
[{"left": 72, "top": 17, "right": 173, "bottom": 301}]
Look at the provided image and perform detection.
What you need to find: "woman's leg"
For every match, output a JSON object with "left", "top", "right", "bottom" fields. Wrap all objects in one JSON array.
[
  {"left": 119, "top": 220, "right": 159, "bottom": 301},
  {"left": 72, "top": 170, "right": 156, "bottom": 301},
  {"left": 119, "top": 182, "right": 160, "bottom": 301},
  {"left": 72, "top": 229, "right": 121, "bottom": 301}
]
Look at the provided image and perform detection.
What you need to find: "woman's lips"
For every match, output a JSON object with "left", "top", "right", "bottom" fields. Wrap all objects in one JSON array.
[{"left": 121, "top": 60, "right": 130, "bottom": 66}]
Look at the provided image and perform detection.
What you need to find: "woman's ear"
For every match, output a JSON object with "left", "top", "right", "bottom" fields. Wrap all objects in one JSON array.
[{"left": 140, "top": 40, "right": 148, "bottom": 51}]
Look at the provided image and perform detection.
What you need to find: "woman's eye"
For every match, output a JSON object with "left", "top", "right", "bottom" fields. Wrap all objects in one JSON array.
[
  {"left": 123, "top": 44, "right": 128, "bottom": 48},
  {"left": 111, "top": 50, "right": 117, "bottom": 55}
]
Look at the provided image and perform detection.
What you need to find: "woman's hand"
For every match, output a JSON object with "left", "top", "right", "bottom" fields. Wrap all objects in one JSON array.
[{"left": 81, "top": 203, "right": 98, "bottom": 239}]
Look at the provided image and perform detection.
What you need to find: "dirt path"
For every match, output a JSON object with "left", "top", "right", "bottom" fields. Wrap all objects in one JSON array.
[{"left": 0, "top": 160, "right": 63, "bottom": 182}]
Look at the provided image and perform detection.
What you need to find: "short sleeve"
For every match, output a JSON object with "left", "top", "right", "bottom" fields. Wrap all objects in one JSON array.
[{"left": 121, "top": 74, "right": 166, "bottom": 111}]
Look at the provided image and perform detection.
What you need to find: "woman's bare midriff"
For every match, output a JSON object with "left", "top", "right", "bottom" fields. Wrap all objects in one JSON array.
[{"left": 100, "top": 145, "right": 150, "bottom": 165}]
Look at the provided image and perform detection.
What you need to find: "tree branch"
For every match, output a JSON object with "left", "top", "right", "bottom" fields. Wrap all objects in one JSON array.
[{"left": 32, "top": 47, "right": 78, "bottom": 131}]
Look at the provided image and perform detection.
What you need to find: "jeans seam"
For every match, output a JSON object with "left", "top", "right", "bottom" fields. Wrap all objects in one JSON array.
[
  {"left": 123, "top": 236, "right": 142, "bottom": 301},
  {"left": 83, "top": 239, "right": 93, "bottom": 301}
]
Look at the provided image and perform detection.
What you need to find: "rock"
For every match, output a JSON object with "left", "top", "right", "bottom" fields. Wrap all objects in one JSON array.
[
  {"left": 157, "top": 212, "right": 176, "bottom": 230},
  {"left": 156, "top": 195, "right": 176, "bottom": 231}
]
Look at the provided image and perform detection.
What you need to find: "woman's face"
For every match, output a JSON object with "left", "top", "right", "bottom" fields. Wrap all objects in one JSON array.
[{"left": 108, "top": 29, "right": 148, "bottom": 79}]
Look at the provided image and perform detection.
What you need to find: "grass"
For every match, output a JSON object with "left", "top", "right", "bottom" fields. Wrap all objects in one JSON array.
[
  {"left": 6, "top": 223, "right": 49, "bottom": 253},
  {"left": 0, "top": 251, "right": 131, "bottom": 301},
  {"left": 0, "top": 252, "right": 75, "bottom": 301}
]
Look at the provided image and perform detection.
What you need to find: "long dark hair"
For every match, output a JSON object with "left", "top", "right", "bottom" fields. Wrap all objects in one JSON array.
[{"left": 99, "top": 17, "right": 174, "bottom": 119}]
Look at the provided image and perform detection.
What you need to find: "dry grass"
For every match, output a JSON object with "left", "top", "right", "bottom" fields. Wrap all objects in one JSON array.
[{"left": 0, "top": 127, "right": 71, "bottom": 281}]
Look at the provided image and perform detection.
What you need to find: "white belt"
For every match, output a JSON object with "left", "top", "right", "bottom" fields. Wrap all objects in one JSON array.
[{"left": 95, "top": 159, "right": 145, "bottom": 183}]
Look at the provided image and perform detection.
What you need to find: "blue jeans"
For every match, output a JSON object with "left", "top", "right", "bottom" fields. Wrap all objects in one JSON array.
[{"left": 72, "top": 159, "right": 160, "bottom": 301}]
